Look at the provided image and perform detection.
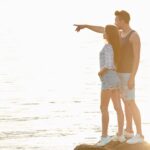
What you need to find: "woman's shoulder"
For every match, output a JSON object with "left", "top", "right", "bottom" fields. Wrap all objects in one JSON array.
[{"left": 104, "top": 44, "right": 113, "bottom": 51}]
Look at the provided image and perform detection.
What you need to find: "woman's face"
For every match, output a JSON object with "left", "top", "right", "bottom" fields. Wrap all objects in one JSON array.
[{"left": 103, "top": 30, "right": 108, "bottom": 40}]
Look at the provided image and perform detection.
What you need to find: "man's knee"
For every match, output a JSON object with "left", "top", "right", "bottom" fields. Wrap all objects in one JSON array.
[{"left": 124, "top": 100, "right": 136, "bottom": 108}]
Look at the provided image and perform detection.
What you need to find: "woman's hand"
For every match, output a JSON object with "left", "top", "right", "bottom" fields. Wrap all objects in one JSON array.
[
  {"left": 74, "top": 24, "right": 86, "bottom": 32},
  {"left": 98, "top": 70, "right": 104, "bottom": 78},
  {"left": 98, "top": 71, "right": 101, "bottom": 77},
  {"left": 98, "top": 68, "right": 108, "bottom": 78}
]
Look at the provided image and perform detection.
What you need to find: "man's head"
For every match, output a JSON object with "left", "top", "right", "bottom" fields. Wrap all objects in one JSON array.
[{"left": 114, "top": 10, "right": 130, "bottom": 29}]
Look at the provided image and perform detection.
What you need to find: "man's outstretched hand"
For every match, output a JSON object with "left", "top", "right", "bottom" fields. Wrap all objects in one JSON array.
[{"left": 74, "top": 24, "right": 86, "bottom": 32}]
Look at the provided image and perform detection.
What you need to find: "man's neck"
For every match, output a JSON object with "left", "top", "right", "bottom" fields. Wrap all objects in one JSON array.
[{"left": 122, "top": 25, "right": 132, "bottom": 33}]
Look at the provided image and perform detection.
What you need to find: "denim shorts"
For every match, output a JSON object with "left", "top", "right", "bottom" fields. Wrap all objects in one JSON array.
[
  {"left": 118, "top": 73, "right": 135, "bottom": 101},
  {"left": 100, "top": 70, "right": 120, "bottom": 90}
]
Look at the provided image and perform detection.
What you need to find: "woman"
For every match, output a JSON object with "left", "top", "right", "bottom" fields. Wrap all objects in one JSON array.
[{"left": 96, "top": 25, "right": 125, "bottom": 146}]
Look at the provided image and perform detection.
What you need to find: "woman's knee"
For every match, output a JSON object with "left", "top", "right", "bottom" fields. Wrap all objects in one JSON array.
[
  {"left": 114, "top": 105, "right": 123, "bottom": 113},
  {"left": 100, "top": 105, "right": 109, "bottom": 113}
]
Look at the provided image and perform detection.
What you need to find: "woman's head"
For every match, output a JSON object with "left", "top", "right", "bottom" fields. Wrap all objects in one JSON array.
[
  {"left": 104, "top": 25, "right": 119, "bottom": 42},
  {"left": 104, "top": 25, "right": 121, "bottom": 68}
]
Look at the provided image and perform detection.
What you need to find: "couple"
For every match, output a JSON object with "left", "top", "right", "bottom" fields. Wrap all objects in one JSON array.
[{"left": 74, "top": 10, "right": 144, "bottom": 146}]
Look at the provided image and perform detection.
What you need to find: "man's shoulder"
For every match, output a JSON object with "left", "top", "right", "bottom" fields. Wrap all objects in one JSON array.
[
  {"left": 131, "top": 30, "right": 139, "bottom": 37},
  {"left": 129, "top": 30, "right": 140, "bottom": 42}
]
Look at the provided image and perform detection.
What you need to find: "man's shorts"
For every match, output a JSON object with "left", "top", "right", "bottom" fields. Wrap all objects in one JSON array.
[{"left": 118, "top": 73, "right": 135, "bottom": 101}]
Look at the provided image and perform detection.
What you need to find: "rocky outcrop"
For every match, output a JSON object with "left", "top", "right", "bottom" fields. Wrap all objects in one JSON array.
[{"left": 74, "top": 141, "right": 150, "bottom": 150}]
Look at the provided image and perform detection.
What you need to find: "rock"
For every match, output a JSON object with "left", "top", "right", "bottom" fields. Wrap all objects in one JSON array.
[{"left": 74, "top": 141, "right": 150, "bottom": 150}]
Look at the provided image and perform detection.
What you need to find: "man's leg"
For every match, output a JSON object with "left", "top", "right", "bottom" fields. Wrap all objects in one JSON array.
[
  {"left": 125, "top": 100, "right": 144, "bottom": 144},
  {"left": 118, "top": 73, "right": 143, "bottom": 144},
  {"left": 125, "top": 100, "right": 142, "bottom": 135},
  {"left": 119, "top": 73, "right": 134, "bottom": 136}
]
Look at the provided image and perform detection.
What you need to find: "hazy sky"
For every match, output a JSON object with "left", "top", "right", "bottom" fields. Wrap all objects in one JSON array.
[
  {"left": 0, "top": 0, "right": 149, "bottom": 63},
  {"left": 0, "top": 0, "right": 149, "bottom": 98}
]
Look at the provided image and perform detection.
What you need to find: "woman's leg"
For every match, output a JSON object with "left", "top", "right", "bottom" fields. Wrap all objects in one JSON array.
[
  {"left": 100, "top": 89, "right": 111, "bottom": 136},
  {"left": 123, "top": 100, "right": 134, "bottom": 133},
  {"left": 111, "top": 89, "right": 124, "bottom": 136}
]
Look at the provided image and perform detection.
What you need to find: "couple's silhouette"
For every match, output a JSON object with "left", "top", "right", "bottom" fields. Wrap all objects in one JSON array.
[{"left": 74, "top": 10, "right": 144, "bottom": 146}]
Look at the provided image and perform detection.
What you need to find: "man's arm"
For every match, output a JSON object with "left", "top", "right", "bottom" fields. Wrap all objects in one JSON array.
[
  {"left": 74, "top": 24, "right": 104, "bottom": 33},
  {"left": 128, "top": 32, "right": 141, "bottom": 89}
]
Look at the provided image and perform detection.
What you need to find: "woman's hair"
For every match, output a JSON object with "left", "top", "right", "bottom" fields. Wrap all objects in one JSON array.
[{"left": 105, "top": 25, "right": 121, "bottom": 68}]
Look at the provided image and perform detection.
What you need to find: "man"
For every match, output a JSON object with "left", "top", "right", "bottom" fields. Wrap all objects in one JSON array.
[{"left": 74, "top": 10, "right": 144, "bottom": 144}]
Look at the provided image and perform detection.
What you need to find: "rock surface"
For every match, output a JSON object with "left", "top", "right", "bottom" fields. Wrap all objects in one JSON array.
[{"left": 74, "top": 141, "right": 150, "bottom": 150}]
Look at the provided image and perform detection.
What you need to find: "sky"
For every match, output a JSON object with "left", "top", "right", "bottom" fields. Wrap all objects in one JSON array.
[{"left": 0, "top": 0, "right": 149, "bottom": 98}]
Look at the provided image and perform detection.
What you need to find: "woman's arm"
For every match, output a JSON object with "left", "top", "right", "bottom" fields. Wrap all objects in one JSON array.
[
  {"left": 98, "top": 45, "right": 114, "bottom": 77},
  {"left": 74, "top": 24, "right": 104, "bottom": 33}
]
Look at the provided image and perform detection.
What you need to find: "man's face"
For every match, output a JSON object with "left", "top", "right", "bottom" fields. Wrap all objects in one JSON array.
[{"left": 115, "top": 16, "right": 123, "bottom": 29}]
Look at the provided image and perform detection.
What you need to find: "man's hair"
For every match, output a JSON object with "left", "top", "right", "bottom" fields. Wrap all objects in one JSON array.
[{"left": 115, "top": 10, "right": 130, "bottom": 24}]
